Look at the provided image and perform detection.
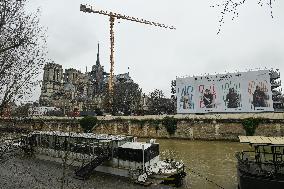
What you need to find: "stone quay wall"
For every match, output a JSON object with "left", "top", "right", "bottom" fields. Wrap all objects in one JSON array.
[{"left": 1, "top": 112, "right": 284, "bottom": 141}]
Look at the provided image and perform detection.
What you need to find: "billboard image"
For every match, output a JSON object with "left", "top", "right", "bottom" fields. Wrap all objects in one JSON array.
[
  {"left": 198, "top": 84, "right": 216, "bottom": 108},
  {"left": 179, "top": 84, "right": 195, "bottom": 110},
  {"left": 221, "top": 81, "right": 242, "bottom": 110},
  {"left": 176, "top": 70, "right": 274, "bottom": 113},
  {"left": 248, "top": 80, "right": 271, "bottom": 110},
  {"left": 197, "top": 83, "right": 217, "bottom": 113}
]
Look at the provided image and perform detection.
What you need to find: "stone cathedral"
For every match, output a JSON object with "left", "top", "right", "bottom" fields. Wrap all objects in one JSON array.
[{"left": 39, "top": 44, "right": 132, "bottom": 114}]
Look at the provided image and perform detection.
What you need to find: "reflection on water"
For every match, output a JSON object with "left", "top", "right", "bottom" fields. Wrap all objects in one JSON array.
[{"left": 157, "top": 139, "right": 250, "bottom": 189}]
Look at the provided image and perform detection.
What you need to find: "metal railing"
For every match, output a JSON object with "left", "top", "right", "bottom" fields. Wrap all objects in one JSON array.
[{"left": 236, "top": 151, "right": 284, "bottom": 176}]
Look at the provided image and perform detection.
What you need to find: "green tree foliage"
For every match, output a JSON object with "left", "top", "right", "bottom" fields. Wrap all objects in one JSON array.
[
  {"left": 147, "top": 89, "right": 175, "bottom": 115},
  {"left": 241, "top": 118, "right": 261, "bottom": 136},
  {"left": 79, "top": 116, "right": 98, "bottom": 133},
  {"left": 103, "top": 80, "right": 142, "bottom": 115},
  {"left": 162, "top": 116, "right": 177, "bottom": 135}
]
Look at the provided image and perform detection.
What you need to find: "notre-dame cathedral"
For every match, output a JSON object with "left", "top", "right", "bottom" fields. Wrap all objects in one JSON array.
[{"left": 39, "top": 44, "right": 132, "bottom": 113}]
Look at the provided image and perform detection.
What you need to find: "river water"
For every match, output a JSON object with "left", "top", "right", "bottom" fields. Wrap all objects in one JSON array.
[{"left": 157, "top": 139, "right": 250, "bottom": 189}]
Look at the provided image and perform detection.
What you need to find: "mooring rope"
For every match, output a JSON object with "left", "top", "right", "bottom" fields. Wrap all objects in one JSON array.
[{"left": 188, "top": 167, "right": 225, "bottom": 189}]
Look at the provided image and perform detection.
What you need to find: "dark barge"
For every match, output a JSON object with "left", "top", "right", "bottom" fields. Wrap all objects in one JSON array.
[
  {"left": 20, "top": 131, "right": 186, "bottom": 187},
  {"left": 236, "top": 136, "right": 284, "bottom": 189}
]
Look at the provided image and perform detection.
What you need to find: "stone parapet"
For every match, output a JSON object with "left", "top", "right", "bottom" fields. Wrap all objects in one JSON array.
[{"left": 1, "top": 112, "right": 284, "bottom": 141}]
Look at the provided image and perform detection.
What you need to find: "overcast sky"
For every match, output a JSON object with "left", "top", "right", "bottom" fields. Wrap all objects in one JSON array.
[{"left": 27, "top": 0, "right": 284, "bottom": 100}]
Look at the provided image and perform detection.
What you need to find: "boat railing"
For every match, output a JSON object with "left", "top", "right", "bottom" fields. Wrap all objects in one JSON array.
[
  {"left": 236, "top": 151, "right": 284, "bottom": 176},
  {"left": 237, "top": 150, "right": 284, "bottom": 162},
  {"left": 23, "top": 133, "right": 114, "bottom": 157}
]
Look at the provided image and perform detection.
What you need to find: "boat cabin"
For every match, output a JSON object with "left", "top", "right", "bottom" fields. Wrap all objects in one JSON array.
[
  {"left": 238, "top": 136, "right": 284, "bottom": 163},
  {"left": 21, "top": 131, "right": 134, "bottom": 158},
  {"left": 236, "top": 136, "right": 284, "bottom": 189},
  {"left": 113, "top": 141, "right": 159, "bottom": 170}
]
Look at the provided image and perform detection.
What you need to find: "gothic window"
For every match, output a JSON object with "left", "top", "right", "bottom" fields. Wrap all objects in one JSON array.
[{"left": 57, "top": 71, "right": 60, "bottom": 82}]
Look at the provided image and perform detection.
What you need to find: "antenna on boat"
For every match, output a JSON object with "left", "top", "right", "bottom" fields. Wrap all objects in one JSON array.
[{"left": 142, "top": 144, "right": 145, "bottom": 173}]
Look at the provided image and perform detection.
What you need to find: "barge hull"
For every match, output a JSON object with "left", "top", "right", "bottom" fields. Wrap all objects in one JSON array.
[{"left": 238, "top": 169, "right": 284, "bottom": 189}]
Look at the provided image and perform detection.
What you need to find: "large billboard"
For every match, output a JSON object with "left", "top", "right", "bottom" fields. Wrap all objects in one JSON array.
[{"left": 176, "top": 70, "right": 274, "bottom": 113}]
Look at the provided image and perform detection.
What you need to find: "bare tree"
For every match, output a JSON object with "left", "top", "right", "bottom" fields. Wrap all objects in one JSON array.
[
  {"left": 0, "top": 0, "right": 47, "bottom": 114},
  {"left": 212, "top": 0, "right": 276, "bottom": 34}
]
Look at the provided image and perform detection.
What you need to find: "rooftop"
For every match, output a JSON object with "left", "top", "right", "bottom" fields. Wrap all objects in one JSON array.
[
  {"left": 239, "top": 136, "right": 284, "bottom": 146},
  {"left": 31, "top": 131, "right": 131, "bottom": 141},
  {"left": 119, "top": 142, "right": 152, "bottom": 150}
]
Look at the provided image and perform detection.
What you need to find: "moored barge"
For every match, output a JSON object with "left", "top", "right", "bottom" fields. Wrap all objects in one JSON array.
[
  {"left": 236, "top": 136, "right": 284, "bottom": 189},
  {"left": 20, "top": 131, "right": 186, "bottom": 187}
]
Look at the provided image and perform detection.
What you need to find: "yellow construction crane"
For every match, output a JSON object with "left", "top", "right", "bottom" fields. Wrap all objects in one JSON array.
[{"left": 80, "top": 4, "right": 175, "bottom": 102}]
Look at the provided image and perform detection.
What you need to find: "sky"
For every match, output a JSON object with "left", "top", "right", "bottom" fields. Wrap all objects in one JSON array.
[{"left": 27, "top": 0, "right": 284, "bottom": 100}]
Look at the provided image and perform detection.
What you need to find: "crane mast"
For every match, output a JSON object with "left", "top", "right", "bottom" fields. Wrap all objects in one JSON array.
[
  {"left": 109, "top": 15, "right": 115, "bottom": 94},
  {"left": 80, "top": 4, "right": 175, "bottom": 110}
]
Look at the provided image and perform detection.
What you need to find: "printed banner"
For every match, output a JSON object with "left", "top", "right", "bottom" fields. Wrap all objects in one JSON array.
[{"left": 176, "top": 70, "right": 274, "bottom": 113}]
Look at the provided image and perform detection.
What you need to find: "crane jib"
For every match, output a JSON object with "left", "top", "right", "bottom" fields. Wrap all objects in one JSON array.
[{"left": 80, "top": 4, "right": 176, "bottom": 30}]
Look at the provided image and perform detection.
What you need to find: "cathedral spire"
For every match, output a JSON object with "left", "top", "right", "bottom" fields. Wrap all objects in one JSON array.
[{"left": 96, "top": 43, "right": 100, "bottom": 66}]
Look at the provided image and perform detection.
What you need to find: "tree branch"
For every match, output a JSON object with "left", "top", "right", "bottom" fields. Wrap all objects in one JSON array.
[{"left": 0, "top": 41, "right": 23, "bottom": 54}]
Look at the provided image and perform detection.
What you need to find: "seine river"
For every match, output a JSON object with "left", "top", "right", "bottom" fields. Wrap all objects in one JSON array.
[{"left": 157, "top": 139, "right": 249, "bottom": 189}]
